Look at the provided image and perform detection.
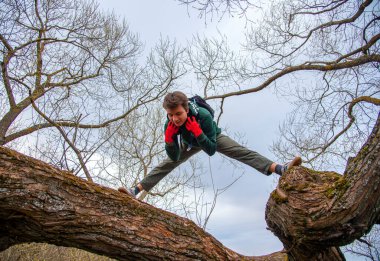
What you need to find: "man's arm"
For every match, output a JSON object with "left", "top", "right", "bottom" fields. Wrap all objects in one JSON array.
[{"left": 195, "top": 114, "right": 217, "bottom": 156}]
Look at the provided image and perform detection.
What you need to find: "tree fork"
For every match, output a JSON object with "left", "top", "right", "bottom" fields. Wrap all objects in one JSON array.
[{"left": 266, "top": 112, "right": 380, "bottom": 260}]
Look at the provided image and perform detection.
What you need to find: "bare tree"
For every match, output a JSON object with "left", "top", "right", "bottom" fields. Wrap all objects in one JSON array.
[
  {"left": 218, "top": 0, "right": 379, "bottom": 168},
  {"left": 0, "top": 0, "right": 185, "bottom": 180},
  {"left": 184, "top": 33, "right": 246, "bottom": 125},
  {"left": 93, "top": 106, "right": 166, "bottom": 188},
  {"left": 177, "top": 0, "right": 256, "bottom": 21},
  {"left": 344, "top": 225, "right": 380, "bottom": 260},
  {"left": 1, "top": 0, "right": 379, "bottom": 260},
  {"left": 186, "top": 34, "right": 241, "bottom": 95}
]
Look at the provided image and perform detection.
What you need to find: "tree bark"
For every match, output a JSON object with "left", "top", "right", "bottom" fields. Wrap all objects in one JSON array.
[
  {"left": 0, "top": 145, "right": 286, "bottom": 260},
  {"left": 266, "top": 112, "right": 380, "bottom": 260}
]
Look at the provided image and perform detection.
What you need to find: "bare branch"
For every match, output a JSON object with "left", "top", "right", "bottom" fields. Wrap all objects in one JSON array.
[
  {"left": 207, "top": 54, "right": 380, "bottom": 100},
  {"left": 29, "top": 93, "right": 93, "bottom": 182}
]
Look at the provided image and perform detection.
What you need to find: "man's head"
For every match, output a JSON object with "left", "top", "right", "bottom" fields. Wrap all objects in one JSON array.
[{"left": 163, "top": 91, "right": 189, "bottom": 127}]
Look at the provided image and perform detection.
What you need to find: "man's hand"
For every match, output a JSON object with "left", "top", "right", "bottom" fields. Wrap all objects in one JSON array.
[
  {"left": 165, "top": 121, "right": 179, "bottom": 143},
  {"left": 185, "top": 116, "right": 202, "bottom": 137}
]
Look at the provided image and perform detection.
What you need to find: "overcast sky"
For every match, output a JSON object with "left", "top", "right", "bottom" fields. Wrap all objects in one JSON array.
[{"left": 97, "top": 1, "right": 362, "bottom": 260}]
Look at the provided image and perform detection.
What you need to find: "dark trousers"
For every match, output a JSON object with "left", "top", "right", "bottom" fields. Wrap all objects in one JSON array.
[{"left": 140, "top": 134, "right": 274, "bottom": 192}]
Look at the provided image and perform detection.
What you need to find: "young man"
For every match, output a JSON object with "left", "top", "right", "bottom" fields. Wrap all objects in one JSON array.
[{"left": 118, "top": 91, "right": 301, "bottom": 197}]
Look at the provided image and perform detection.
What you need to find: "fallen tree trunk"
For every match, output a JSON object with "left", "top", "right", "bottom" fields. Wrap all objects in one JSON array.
[
  {"left": 266, "top": 112, "right": 380, "bottom": 260},
  {"left": 0, "top": 145, "right": 285, "bottom": 260}
]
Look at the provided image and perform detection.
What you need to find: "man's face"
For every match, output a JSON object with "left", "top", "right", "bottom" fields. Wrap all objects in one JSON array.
[{"left": 166, "top": 105, "right": 189, "bottom": 127}]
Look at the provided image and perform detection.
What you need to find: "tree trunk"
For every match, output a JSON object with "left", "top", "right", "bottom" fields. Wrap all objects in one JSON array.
[
  {"left": 0, "top": 113, "right": 379, "bottom": 260},
  {"left": 266, "top": 112, "right": 380, "bottom": 260},
  {"left": 0, "top": 145, "right": 286, "bottom": 260}
]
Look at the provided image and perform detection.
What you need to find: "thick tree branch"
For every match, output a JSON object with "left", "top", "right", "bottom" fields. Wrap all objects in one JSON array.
[
  {"left": 0, "top": 46, "right": 16, "bottom": 109},
  {"left": 0, "top": 146, "right": 287, "bottom": 260},
  {"left": 307, "top": 0, "right": 373, "bottom": 29},
  {"left": 336, "top": 33, "right": 380, "bottom": 62},
  {"left": 0, "top": 34, "right": 14, "bottom": 52},
  {"left": 266, "top": 112, "right": 380, "bottom": 260}
]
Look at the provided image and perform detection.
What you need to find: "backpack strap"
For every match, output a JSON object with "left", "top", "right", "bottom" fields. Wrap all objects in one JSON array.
[{"left": 188, "top": 100, "right": 200, "bottom": 118}]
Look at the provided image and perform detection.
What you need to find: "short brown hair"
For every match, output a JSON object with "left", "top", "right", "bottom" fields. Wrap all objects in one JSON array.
[{"left": 163, "top": 91, "right": 189, "bottom": 110}]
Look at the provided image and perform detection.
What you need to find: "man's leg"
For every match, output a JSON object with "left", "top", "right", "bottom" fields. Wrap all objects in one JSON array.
[
  {"left": 216, "top": 134, "right": 274, "bottom": 175},
  {"left": 140, "top": 147, "right": 201, "bottom": 192}
]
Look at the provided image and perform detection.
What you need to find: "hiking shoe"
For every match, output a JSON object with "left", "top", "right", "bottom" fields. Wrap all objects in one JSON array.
[
  {"left": 281, "top": 156, "right": 302, "bottom": 175},
  {"left": 118, "top": 187, "right": 136, "bottom": 198}
]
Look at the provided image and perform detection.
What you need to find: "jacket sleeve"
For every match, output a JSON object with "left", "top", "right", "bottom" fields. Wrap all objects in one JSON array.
[
  {"left": 195, "top": 113, "right": 217, "bottom": 156},
  {"left": 164, "top": 120, "right": 181, "bottom": 161}
]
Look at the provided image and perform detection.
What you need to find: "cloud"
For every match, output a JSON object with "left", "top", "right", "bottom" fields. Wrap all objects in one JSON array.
[{"left": 204, "top": 188, "right": 283, "bottom": 256}]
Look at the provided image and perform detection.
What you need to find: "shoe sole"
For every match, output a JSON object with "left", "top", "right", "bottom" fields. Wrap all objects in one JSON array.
[
  {"left": 118, "top": 187, "right": 133, "bottom": 196},
  {"left": 288, "top": 156, "right": 302, "bottom": 168}
]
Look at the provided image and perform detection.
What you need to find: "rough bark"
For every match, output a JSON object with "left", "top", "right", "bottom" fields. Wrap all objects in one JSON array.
[
  {"left": 0, "top": 145, "right": 286, "bottom": 260},
  {"left": 266, "top": 112, "right": 380, "bottom": 260}
]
